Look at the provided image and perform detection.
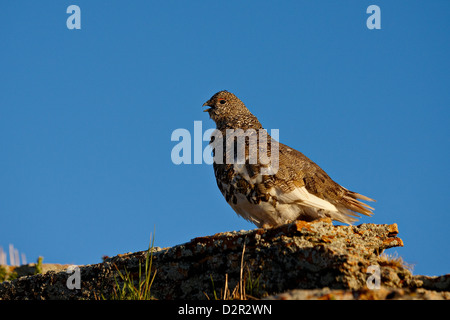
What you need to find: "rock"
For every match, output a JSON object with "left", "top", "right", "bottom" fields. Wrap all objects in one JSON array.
[
  {"left": 1, "top": 264, "right": 72, "bottom": 279},
  {"left": 264, "top": 287, "right": 450, "bottom": 300},
  {"left": 0, "top": 218, "right": 448, "bottom": 300}
]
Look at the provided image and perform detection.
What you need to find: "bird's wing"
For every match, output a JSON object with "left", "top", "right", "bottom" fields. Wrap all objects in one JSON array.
[{"left": 274, "top": 143, "right": 375, "bottom": 218}]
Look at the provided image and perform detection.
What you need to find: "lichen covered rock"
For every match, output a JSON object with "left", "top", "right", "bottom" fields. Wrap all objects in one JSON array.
[{"left": 0, "top": 219, "right": 448, "bottom": 300}]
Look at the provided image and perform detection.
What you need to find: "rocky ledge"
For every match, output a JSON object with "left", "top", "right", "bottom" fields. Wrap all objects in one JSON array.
[{"left": 0, "top": 218, "right": 448, "bottom": 300}]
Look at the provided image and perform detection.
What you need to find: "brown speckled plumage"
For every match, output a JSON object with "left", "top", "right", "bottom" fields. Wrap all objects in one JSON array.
[{"left": 203, "top": 90, "right": 374, "bottom": 227}]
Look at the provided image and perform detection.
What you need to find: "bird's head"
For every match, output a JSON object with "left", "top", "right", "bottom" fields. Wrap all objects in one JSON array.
[{"left": 203, "top": 90, "right": 261, "bottom": 130}]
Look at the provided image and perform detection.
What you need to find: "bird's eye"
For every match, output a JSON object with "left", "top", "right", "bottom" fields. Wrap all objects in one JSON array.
[{"left": 219, "top": 99, "right": 226, "bottom": 104}]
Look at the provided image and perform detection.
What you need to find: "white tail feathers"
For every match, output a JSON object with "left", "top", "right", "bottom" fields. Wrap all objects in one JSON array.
[{"left": 272, "top": 186, "right": 375, "bottom": 225}]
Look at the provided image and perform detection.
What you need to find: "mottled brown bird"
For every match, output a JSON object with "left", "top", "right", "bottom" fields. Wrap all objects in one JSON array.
[{"left": 203, "top": 90, "right": 374, "bottom": 227}]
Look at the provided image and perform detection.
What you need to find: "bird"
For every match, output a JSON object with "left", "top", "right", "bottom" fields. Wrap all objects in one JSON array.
[{"left": 202, "top": 90, "right": 375, "bottom": 228}]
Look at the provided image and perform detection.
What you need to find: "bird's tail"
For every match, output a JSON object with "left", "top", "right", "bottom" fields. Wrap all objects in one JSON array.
[
  {"left": 332, "top": 188, "right": 375, "bottom": 224},
  {"left": 345, "top": 190, "right": 375, "bottom": 215},
  {"left": 301, "top": 189, "right": 375, "bottom": 224}
]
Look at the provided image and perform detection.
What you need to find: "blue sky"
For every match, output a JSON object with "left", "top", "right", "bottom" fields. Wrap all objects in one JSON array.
[{"left": 0, "top": 1, "right": 448, "bottom": 276}]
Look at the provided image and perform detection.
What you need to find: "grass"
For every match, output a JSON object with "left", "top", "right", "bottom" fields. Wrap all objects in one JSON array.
[
  {"left": 0, "top": 266, "right": 17, "bottom": 282},
  {"left": 379, "top": 251, "right": 414, "bottom": 272},
  {"left": 205, "top": 242, "right": 263, "bottom": 300},
  {"left": 106, "top": 234, "right": 157, "bottom": 300},
  {"left": 34, "top": 256, "right": 43, "bottom": 275}
]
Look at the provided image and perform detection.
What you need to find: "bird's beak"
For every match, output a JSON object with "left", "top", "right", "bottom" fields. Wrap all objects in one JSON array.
[{"left": 202, "top": 101, "right": 212, "bottom": 112}]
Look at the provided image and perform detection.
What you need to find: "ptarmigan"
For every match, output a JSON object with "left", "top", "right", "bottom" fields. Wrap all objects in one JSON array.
[{"left": 203, "top": 90, "right": 374, "bottom": 228}]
